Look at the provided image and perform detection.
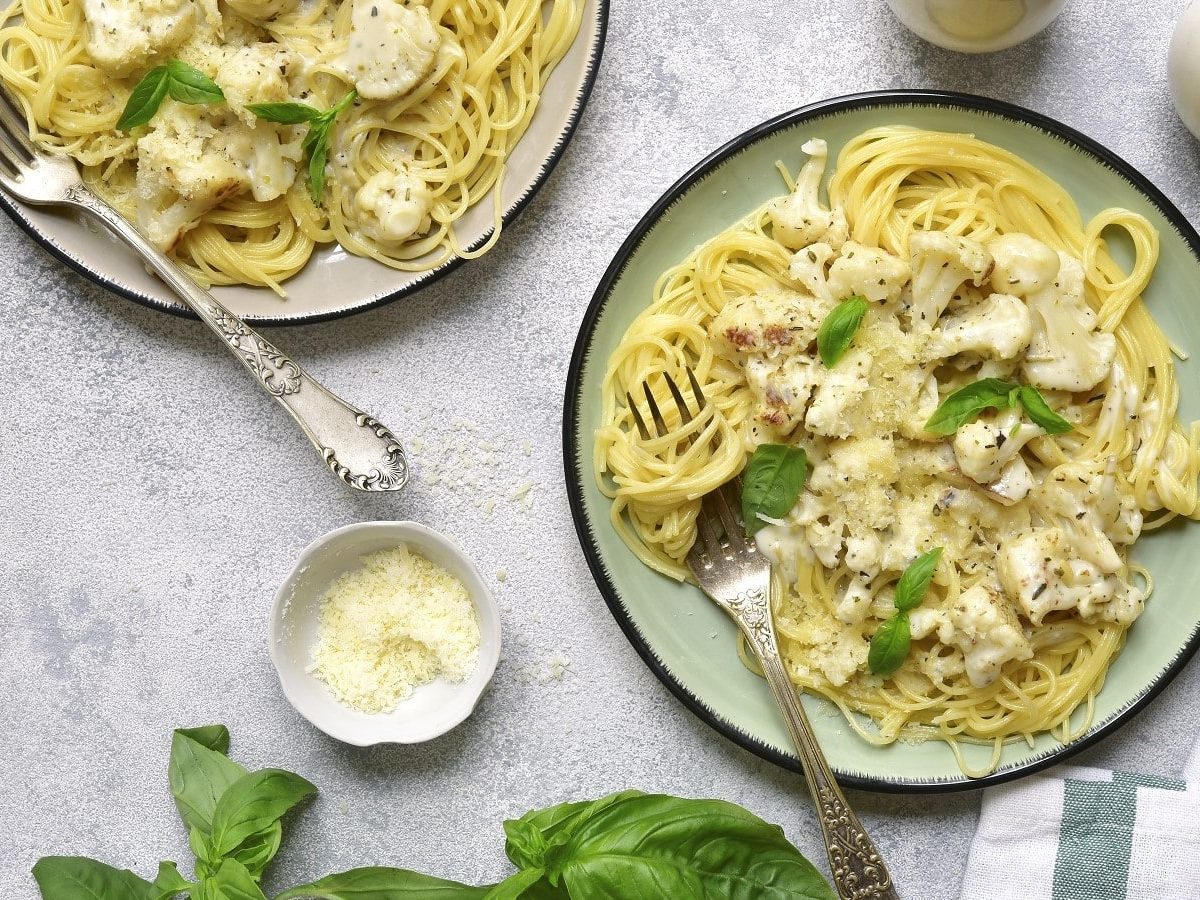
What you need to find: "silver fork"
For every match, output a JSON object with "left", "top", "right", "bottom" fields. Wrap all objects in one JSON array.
[
  {"left": 630, "top": 370, "right": 899, "bottom": 900},
  {"left": 0, "top": 92, "right": 408, "bottom": 492}
]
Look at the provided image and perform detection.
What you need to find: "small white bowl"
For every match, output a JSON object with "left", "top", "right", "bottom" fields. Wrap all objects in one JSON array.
[{"left": 269, "top": 521, "right": 501, "bottom": 746}]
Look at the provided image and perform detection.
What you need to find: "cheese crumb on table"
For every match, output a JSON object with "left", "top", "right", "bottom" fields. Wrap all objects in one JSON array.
[{"left": 310, "top": 546, "right": 481, "bottom": 714}]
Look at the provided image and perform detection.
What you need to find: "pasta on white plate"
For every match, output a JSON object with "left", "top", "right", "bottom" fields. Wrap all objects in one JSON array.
[
  {"left": 595, "top": 126, "right": 1200, "bottom": 776},
  {"left": 0, "top": 0, "right": 583, "bottom": 293}
]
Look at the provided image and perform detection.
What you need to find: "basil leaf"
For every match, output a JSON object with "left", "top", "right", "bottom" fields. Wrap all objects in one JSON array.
[
  {"left": 892, "top": 547, "right": 942, "bottom": 613},
  {"left": 1018, "top": 385, "right": 1073, "bottom": 435},
  {"left": 208, "top": 768, "right": 316, "bottom": 858},
  {"left": 193, "top": 860, "right": 265, "bottom": 900},
  {"left": 229, "top": 821, "right": 282, "bottom": 879},
  {"left": 868, "top": 612, "right": 911, "bottom": 676},
  {"left": 481, "top": 870, "right": 549, "bottom": 900},
  {"left": 176, "top": 725, "right": 231, "bottom": 754},
  {"left": 923, "top": 377, "right": 1018, "bottom": 435},
  {"left": 307, "top": 135, "right": 329, "bottom": 203},
  {"left": 190, "top": 827, "right": 216, "bottom": 878},
  {"left": 247, "top": 102, "right": 322, "bottom": 124},
  {"left": 152, "top": 861, "right": 193, "bottom": 899},
  {"left": 169, "top": 728, "right": 248, "bottom": 835},
  {"left": 273, "top": 867, "right": 490, "bottom": 898},
  {"left": 543, "top": 793, "right": 836, "bottom": 899},
  {"left": 741, "top": 444, "right": 808, "bottom": 535},
  {"left": 503, "top": 792, "right": 645, "bottom": 871},
  {"left": 165, "top": 60, "right": 225, "bottom": 105},
  {"left": 32, "top": 856, "right": 157, "bottom": 900},
  {"left": 502, "top": 818, "right": 549, "bottom": 871},
  {"left": 816, "top": 295, "right": 870, "bottom": 367},
  {"left": 117, "top": 66, "right": 170, "bottom": 131}
]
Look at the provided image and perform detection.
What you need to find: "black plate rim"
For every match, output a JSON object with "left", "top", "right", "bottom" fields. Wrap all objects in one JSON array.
[
  {"left": 0, "top": 0, "right": 610, "bottom": 326},
  {"left": 562, "top": 88, "right": 1200, "bottom": 794}
]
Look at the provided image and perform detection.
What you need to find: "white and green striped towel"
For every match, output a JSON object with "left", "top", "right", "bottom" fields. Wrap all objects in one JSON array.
[{"left": 961, "top": 740, "right": 1200, "bottom": 899}]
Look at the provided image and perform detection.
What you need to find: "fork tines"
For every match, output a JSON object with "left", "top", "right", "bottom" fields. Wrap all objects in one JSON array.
[
  {"left": 0, "top": 88, "right": 37, "bottom": 177},
  {"left": 626, "top": 366, "right": 707, "bottom": 441}
]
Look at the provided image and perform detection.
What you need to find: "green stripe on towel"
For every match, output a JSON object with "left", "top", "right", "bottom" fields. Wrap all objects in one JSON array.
[{"left": 1052, "top": 774, "right": 1187, "bottom": 900}]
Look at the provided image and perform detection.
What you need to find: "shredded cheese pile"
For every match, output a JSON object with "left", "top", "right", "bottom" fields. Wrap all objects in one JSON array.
[{"left": 311, "top": 546, "right": 480, "bottom": 714}]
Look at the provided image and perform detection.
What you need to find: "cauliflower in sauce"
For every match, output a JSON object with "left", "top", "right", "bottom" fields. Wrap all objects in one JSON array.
[{"left": 713, "top": 138, "right": 1148, "bottom": 692}]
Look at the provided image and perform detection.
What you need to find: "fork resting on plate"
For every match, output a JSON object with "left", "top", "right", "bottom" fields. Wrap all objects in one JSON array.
[
  {"left": 0, "top": 91, "right": 408, "bottom": 492},
  {"left": 629, "top": 368, "right": 899, "bottom": 900}
]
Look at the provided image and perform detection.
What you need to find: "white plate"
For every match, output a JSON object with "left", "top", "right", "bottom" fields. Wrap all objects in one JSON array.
[{"left": 0, "top": 1, "right": 608, "bottom": 323}]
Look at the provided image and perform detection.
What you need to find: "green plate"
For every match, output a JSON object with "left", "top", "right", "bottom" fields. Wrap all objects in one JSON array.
[{"left": 563, "top": 91, "right": 1200, "bottom": 792}]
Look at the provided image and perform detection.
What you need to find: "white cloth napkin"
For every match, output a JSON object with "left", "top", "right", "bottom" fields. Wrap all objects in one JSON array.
[{"left": 960, "top": 738, "right": 1200, "bottom": 899}]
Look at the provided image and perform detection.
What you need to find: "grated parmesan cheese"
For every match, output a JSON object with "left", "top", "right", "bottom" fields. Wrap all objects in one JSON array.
[{"left": 310, "top": 546, "right": 480, "bottom": 714}]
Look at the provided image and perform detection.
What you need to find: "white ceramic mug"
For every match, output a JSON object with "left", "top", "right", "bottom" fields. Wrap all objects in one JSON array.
[
  {"left": 884, "top": 0, "right": 1070, "bottom": 53},
  {"left": 1169, "top": 0, "right": 1200, "bottom": 139}
]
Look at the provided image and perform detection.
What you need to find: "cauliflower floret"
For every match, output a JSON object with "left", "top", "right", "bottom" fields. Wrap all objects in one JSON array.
[
  {"left": 782, "top": 615, "right": 869, "bottom": 687},
  {"left": 81, "top": 0, "right": 196, "bottom": 77},
  {"left": 835, "top": 532, "right": 883, "bottom": 624},
  {"left": 804, "top": 349, "right": 871, "bottom": 438},
  {"left": 936, "top": 583, "right": 1033, "bottom": 688},
  {"left": 710, "top": 286, "right": 829, "bottom": 357},
  {"left": 998, "top": 528, "right": 1144, "bottom": 625},
  {"left": 332, "top": 0, "right": 442, "bottom": 101},
  {"left": 744, "top": 355, "right": 821, "bottom": 431},
  {"left": 952, "top": 408, "right": 1044, "bottom": 484},
  {"left": 135, "top": 104, "right": 251, "bottom": 250},
  {"left": 987, "top": 233, "right": 1061, "bottom": 296},
  {"left": 768, "top": 139, "right": 848, "bottom": 250},
  {"left": 355, "top": 168, "right": 433, "bottom": 244},
  {"left": 787, "top": 243, "right": 837, "bottom": 305},
  {"left": 908, "top": 606, "right": 944, "bottom": 639},
  {"left": 755, "top": 520, "right": 816, "bottom": 585},
  {"left": 225, "top": 0, "right": 299, "bottom": 21},
  {"left": 1022, "top": 252, "right": 1116, "bottom": 391},
  {"left": 899, "top": 373, "right": 942, "bottom": 441},
  {"left": 1037, "top": 459, "right": 1143, "bottom": 545},
  {"left": 987, "top": 456, "right": 1036, "bottom": 504},
  {"left": 907, "top": 231, "right": 993, "bottom": 332},
  {"left": 926, "top": 292, "right": 1033, "bottom": 361},
  {"left": 214, "top": 43, "right": 294, "bottom": 126},
  {"left": 827, "top": 241, "right": 910, "bottom": 304}
]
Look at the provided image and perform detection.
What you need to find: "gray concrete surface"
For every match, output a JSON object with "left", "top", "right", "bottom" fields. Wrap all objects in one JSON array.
[{"left": 4, "top": 2, "right": 1200, "bottom": 897}]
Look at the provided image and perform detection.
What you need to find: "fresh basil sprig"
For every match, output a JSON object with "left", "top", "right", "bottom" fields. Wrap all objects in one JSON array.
[
  {"left": 924, "top": 378, "right": 1072, "bottom": 436},
  {"left": 248, "top": 89, "right": 357, "bottom": 202},
  {"left": 740, "top": 443, "right": 808, "bottom": 535},
  {"left": 817, "top": 295, "right": 870, "bottom": 367},
  {"left": 117, "top": 60, "right": 225, "bottom": 131},
  {"left": 488, "top": 791, "right": 836, "bottom": 899},
  {"left": 32, "top": 728, "right": 836, "bottom": 900},
  {"left": 869, "top": 547, "right": 943, "bottom": 676}
]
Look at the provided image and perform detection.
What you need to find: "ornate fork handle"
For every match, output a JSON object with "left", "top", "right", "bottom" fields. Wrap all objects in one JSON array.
[
  {"left": 63, "top": 185, "right": 408, "bottom": 492},
  {"left": 725, "top": 586, "right": 899, "bottom": 900}
]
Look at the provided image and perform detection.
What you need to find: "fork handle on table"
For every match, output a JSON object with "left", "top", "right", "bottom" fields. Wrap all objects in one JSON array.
[
  {"left": 736, "top": 598, "right": 900, "bottom": 900},
  {"left": 64, "top": 186, "right": 409, "bottom": 492}
]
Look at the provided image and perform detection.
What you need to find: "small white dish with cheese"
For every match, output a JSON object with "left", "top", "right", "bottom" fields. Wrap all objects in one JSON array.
[{"left": 270, "top": 520, "right": 500, "bottom": 745}]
